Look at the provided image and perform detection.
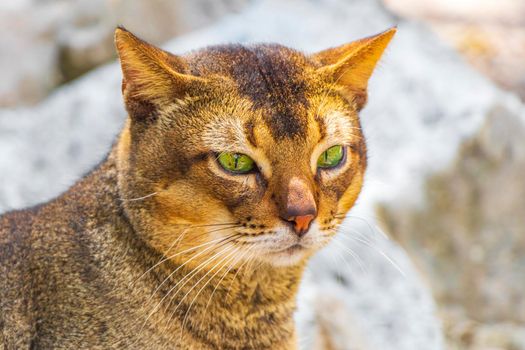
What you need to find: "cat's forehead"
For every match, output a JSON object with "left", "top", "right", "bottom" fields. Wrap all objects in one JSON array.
[{"left": 186, "top": 44, "right": 318, "bottom": 140}]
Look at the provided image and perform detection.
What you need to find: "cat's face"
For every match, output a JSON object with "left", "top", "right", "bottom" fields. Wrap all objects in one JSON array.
[{"left": 115, "top": 28, "right": 395, "bottom": 268}]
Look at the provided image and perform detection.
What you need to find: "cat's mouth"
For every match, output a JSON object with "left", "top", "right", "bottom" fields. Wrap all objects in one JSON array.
[
  {"left": 274, "top": 243, "right": 304, "bottom": 254},
  {"left": 262, "top": 242, "right": 311, "bottom": 266},
  {"left": 233, "top": 223, "right": 324, "bottom": 266},
  {"left": 268, "top": 243, "right": 309, "bottom": 259}
]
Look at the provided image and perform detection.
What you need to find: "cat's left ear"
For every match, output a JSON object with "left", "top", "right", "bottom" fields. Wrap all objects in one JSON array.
[{"left": 312, "top": 27, "right": 396, "bottom": 109}]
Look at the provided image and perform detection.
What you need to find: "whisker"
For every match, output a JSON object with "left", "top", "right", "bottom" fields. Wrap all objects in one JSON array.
[
  {"left": 139, "top": 240, "right": 237, "bottom": 334},
  {"left": 193, "top": 244, "right": 258, "bottom": 342},
  {"left": 224, "top": 245, "right": 257, "bottom": 299},
  {"left": 120, "top": 192, "right": 159, "bottom": 202},
  {"left": 332, "top": 237, "right": 367, "bottom": 274},
  {"left": 202, "top": 245, "right": 252, "bottom": 313},
  {"left": 339, "top": 231, "right": 406, "bottom": 277},
  {"left": 346, "top": 214, "right": 389, "bottom": 240},
  {"left": 177, "top": 246, "right": 244, "bottom": 341},
  {"left": 144, "top": 233, "right": 238, "bottom": 308},
  {"left": 155, "top": 221, "right": 242, "bottom": 258},
  {"left": 170, "top": 221, "right": 241, "bottom": 228},
  {"left": 163, "top": 226, "right": 191, "bottom": 257},
  {"left": 161, "top": 221, "right": 242, "bottom": 260},
  {"left": 162, "top": 244, "right": 238, "bottom": 326},
  {"left": 132, "top": 232, "right": 239, "bottom": 286}
]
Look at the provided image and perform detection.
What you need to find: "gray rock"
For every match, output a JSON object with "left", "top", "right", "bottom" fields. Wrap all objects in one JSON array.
[
  {"left": 0, "top": 0, "right": 251, "bottom": 107},
  {"left": 379, "top": 104, "right": 525, "bottom": 348}
]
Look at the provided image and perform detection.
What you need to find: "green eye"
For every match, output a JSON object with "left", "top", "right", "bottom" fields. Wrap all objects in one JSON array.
[
  {"left": 217, "top": 152, "right": 255, "bottom": 174},
  {"left": 317, "top": 145, "right": 345, "bottom": 169}
]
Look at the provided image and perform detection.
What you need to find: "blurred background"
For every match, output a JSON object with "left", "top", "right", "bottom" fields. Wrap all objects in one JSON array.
[{"left": 1, "top": 0, "right": 524, "bottom": 349}]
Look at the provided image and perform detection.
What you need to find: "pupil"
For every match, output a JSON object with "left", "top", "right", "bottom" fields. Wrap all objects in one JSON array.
[{"left": 234, "top": 154, "right": 239, "bottom": 169}]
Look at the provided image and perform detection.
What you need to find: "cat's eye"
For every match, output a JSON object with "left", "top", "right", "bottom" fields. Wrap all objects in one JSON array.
[
  {"left": 217, "top": 152, "right": 255, "bottom": 174},
  {"left": 317, "top": 145, "right": 345, "bottom": 169}
]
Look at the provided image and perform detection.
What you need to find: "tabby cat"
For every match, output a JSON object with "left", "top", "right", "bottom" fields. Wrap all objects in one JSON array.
[{"left": 0, "top": 27, "right": 395, "bottom": 349}]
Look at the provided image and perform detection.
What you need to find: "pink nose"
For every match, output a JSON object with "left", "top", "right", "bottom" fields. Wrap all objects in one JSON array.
[{"left": 286, "top": 214, "right": 315, "bottom": 237}]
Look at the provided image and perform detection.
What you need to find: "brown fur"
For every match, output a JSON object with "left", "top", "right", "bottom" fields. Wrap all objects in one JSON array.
[{"left": 0, "top": 27, "right": 395, "bottom": 349}]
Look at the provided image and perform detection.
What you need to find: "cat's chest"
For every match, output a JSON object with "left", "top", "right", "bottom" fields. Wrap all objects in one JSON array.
[{"left": 105, "top": 280, "right": 297, "bottom": 349}]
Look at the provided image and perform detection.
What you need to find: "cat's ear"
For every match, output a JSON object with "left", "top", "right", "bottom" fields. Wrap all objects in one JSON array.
[
  {"left": 114, "top": 27, "right": 204, "bottom": 121},
  {"left": 312, "top": 27, "right": 396, "bottom": 109}
]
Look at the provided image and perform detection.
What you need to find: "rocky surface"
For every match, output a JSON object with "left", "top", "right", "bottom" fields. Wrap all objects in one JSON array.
[
  {"left": 0, "top": 0, "right": 250, "bottom": 107},
  {"left": 384, "top": 0, "right": 525, "bottom": 100},
  {"left": 2, "top": 0, "right": 524, "bottom": 349},
  {"left": 379, "top": 103, "right": 525, "bottom": 349}
]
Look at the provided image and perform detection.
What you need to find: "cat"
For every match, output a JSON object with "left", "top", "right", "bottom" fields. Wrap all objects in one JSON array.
[{"left": 0, "top": 26, "right": 395, "bottom": 349}]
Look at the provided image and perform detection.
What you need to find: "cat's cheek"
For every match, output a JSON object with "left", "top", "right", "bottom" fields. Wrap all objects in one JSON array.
[
  {"left": 313, "top": 164, "right": 364, "bottom": 229},
  {"left": 335, "top": 171, "right": 365, "bottom": 216},
  {"left": 200, "top": 159, "right": 271, "bottom": 215},
  {"left": 151, "top": 185, "right": 228, "bottom": 225}
]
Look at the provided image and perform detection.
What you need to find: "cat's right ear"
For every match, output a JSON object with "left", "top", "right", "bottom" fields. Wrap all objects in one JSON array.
[
  {"left": 312, "top": 27, "right": 396, "bottom": 110},
  {"left": 114, "top": 27, "right": 205, "bottom": 121}
]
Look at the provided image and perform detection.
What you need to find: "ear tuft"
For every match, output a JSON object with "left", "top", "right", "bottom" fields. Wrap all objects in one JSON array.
[{"left": 312, "top": 27, "right": 396, "bottom": 109}]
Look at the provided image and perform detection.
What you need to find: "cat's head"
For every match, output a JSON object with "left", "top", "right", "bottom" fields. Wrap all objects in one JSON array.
[{"left": 115, "top": 27, "right": 395, "bottom": 268}]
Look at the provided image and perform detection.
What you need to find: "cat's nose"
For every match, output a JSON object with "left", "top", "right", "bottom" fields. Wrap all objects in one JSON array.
[
  {"left": 279, "top": 177, "right": 317, "bottom": 237},
  {"left": 284, "top": 213, "right": 316, "bottom": 237}
]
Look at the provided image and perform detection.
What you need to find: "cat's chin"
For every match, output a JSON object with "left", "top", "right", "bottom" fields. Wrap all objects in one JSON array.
[{"left": 262, "top": 244, "right": 312, "bottom": 267}]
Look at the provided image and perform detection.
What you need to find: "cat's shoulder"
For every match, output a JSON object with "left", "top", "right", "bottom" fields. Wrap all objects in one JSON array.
[
  {"left": 0, "top": 204, "right": 41, "bottom": 253},
  {"left": 0, "top": 205, "right": 41, "bottom": 348}
]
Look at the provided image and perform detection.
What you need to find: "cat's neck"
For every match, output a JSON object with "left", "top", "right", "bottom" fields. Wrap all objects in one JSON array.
[{"left": 149, "top": 260, "right": 304, "bottom": 347}]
